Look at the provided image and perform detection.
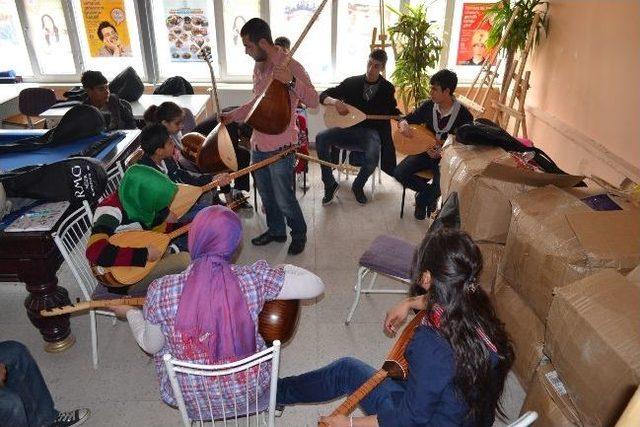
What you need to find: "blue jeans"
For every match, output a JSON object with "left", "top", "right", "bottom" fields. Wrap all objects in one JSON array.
[
  {"left": 252, "top": 149, "right": 306, "bottom": 239},
  {"left": 394, "top": 153, "right": 440, "bottom": 208},
  {"left": 316, "top": 127, "right": 381, "bottom": 190},
  {"left": 172, "top": 202, "right": 209, "bottom": 251},
  {"left": 0, "top": 341, "right": 58, "bottom": 427},
  {"left": 277, "top": 357, "right": 404, "bottom": 416}
]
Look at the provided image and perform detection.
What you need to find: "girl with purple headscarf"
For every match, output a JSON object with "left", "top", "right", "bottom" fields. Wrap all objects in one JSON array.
[{"left": 111, "top": 206, "right": 324, "bottom": 420}]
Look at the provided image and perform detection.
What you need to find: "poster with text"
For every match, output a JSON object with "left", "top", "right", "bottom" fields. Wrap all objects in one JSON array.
[
  {"left": 80, "top": 0, "right": 132, "bottom": 57},
  {"left": 456, "top": 3, "right": 496, "bottom": 66},
  {"left": 164, "top": 0, "right": 211, "bottom": 62}
]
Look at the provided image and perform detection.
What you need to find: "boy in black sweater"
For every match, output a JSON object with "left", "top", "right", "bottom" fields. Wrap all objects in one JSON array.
[
  {"left": 317, "top": 49, "right": 402, "bottom": 205},
  {"left": 394, "top": 69, "right": 473, "bottom": 219}
]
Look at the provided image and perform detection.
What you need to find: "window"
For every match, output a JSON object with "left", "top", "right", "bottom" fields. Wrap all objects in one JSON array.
[
  {"left": 151, "top": 0, "right": 218, "bottom": 81},
  {"left": 270, "top": 0, "right": 332, "bottom": 82},
  {"left": 222, "top": 0, "right": 260, "bottom": 77},
  {"left": 24, "top": 0, "right": 76, "bottom": 75},
  {"left": 336, "top": 0, "right": 401, "bottom": 78},
  {"left": 71, "top": 0, "right": 145, "bottom": 79},
  {"left": 0, "top": 0, "right": 33, "bottom": 76},
  {"left": 1, "top": 0, "right": 459, "bottom": 84}
]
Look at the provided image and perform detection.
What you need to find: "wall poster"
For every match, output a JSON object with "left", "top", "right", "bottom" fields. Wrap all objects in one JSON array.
[
  {"left": 80, "top": 0, "right": 132, "bottom": 57},
  {"left": 455, "top": 3, "right": 497, "bottom": 66},
  {"left": 164, "top": 0, "right": 211, "bottom": 62}
]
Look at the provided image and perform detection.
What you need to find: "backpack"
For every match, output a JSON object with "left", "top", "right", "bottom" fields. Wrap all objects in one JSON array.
[
  {"left": 455, "top": 120, "right": 568, "bottom": 175},
  {"left": 153, "top": 76, "right": 194, "bottom": 96},
  {"left": 109, "top": 67, "right": 144, "bottom": 102},
  {"left": 0, "top": 157, "right": 107, "bottom": 204},
  {"left": 0, "top": 105, "right": 105, "bottom": 154}
]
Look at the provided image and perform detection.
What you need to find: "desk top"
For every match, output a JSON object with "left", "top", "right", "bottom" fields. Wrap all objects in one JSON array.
[
  {"left": 40, "top": 94, "right": 210, "bottom": 119},
  {"left": 0, "top": 129, "right": 140, "bottom": 171}
]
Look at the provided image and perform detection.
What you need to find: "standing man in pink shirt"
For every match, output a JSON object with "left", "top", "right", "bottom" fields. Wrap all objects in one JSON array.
[{"left": 221, "top": 18, "right": 319, "bottom": 255}]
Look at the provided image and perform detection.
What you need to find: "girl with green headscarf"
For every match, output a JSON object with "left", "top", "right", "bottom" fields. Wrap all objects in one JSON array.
[{"left": 86, "top": 164, "right": 190, "bottom": 295}]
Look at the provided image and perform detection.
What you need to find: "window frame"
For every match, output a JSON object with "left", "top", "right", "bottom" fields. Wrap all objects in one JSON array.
[{"left": 13, "top": 0, "right": 464, "bottom": 85}]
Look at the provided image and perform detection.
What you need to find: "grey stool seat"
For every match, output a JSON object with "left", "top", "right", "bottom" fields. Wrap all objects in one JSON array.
[{"left": 346, "top": 234, "right": 416, "bottom": 324}]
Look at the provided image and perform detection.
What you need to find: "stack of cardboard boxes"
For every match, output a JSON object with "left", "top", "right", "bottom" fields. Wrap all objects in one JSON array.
[{"left": 439, "top": 143, "right": 640, "bottom": 425}]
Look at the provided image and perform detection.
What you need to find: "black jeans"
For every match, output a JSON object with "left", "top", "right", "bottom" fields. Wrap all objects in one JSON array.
[{"left": 394, "top": 152, "right": 440, "bottom": 208}]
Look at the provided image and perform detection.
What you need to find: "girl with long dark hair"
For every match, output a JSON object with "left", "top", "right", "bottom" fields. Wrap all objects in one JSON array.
[{"left": 276, "top": 229, "right": 514, "bottom": 426}]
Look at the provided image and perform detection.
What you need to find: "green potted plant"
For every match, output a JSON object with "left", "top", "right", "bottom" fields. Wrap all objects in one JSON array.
[
  {"left": 484, "top": 0, "right": 549, "bottom": 93},
  {"left": 388, "top": 3, "right": 442, "bottom": 112}
]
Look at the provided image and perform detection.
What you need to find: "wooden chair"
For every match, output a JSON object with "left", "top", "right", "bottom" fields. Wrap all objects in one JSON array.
[
  {"left": 399, "top": 170, "right": 434, "bottom": 218},
  {"left": 164, "top": 341, "right": 282, "bottom": 427}
]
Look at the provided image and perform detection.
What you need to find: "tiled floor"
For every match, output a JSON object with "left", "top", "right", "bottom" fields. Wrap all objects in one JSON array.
[{"left": 0, "top": 166, "right": 525, "bottom": 426}]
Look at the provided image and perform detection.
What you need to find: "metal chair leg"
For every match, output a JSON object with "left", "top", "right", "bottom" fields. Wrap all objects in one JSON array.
[
  {"left": 346, "top": 267, "right": 367, "bottom": 324},
  {"left": 366, "top": 272, "right": 378, "bottom": 291},
  {"left": 400, "top": 186, "right": 406, "bottom": 218}
]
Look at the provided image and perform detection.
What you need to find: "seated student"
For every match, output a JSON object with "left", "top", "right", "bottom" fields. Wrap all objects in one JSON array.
[
  {"left": 86, "top": 164, "right": 230, "bottom": 295},
  {"left": 394, "top": 69, "right": 473, "bottom": 220},
  {"left": 191, "top": 110, "right": 252, "bottom": 207},
  {"left": 81, "top": 70, "right": 137, "bottom": 131},
  {"left": 317, "top": 49, "right": 402, "bottom": 205},
  {"left": 136, "top": 123, "right": 226, "bottom": 207},
  {"left": 277, "top": 229, "right": 514, "bottom": 427},
  {"left": 143, "top": 101, "right": 187, "bottom": 154},
  {"left": 0, "top": 340, "right": 90, "bottom": 427},
  {"left": 274, "top": 36, "right": 291, "bottom": 53},
  {"left": 110, "top": 206, "right": 325, "bottom": 420}
]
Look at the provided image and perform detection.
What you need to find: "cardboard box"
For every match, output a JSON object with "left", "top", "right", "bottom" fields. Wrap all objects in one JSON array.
[
  {"left": 439, "top": 143, "right": 583, "bottom": 244},
  {"left": 520, "top": 362, "right": 581, "bottom": 427},
  {"left": 478, "top": 242, "right": 504, "bottom": 294},
  {"left": 500, "top": 185, "right": 640, "bottom": 321},
  {"left": 493, "top": 276, "right": 545, "bottom": 388},
  {"left": 545, "top": 270, "right": 640, "bottom": 426}
]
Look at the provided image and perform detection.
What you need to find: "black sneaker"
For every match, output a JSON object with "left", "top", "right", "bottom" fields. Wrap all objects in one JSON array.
[
  {"left": 50, "top": 409, "right": 90, "bottom": 427},
  {"left": 288, "top": 237, "right": 306, "bottom": 255},
  {"left": 322, "top": 181, "right": 339, "bottom": 205},
  {"left": 352, "top": 186, "right": 367, "bottom": 205},
  {"left": 251, "top": 231, "right": 287, "bottom": 246}
]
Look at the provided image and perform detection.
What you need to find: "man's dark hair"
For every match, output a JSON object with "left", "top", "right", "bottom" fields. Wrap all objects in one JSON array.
[
  {"left": 274, "top": 36, "right": 291, "bottom": 50},
  {"left": 81, "top": 70, "right": 108, "bottom": 89},
  {"left": 140, "top": 124, "right": 171, "bottom": 155},
  {"left": 97, "top": 21, "right": 116, "bottom": 41},
  {"left": 430, "top": 69, "right": 458, "bottom": 95},
  {"left": 240, "top": 18, "right": 273, "bottom": 45},
  {"left": 369, "top": 49, "right": 388, "bottom": 65}
]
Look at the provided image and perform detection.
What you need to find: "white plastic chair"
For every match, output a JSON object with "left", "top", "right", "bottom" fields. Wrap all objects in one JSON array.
[
  {"left": 507, "top": 411, "right": 538, "bottom": 427},
  {"left": 102, "top": 162, "right": 125, "bottom": 201},
  {"left": 336, "top": 148, "right": 382, "bottom": 199},
  {"left": 164, "top": 341, "right": 282, "bottom": 427},
  {"left": 52, "top": 202, "right": 116, "bottom": 368}
]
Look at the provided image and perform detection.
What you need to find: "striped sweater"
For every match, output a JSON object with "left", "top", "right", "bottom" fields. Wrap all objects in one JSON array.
[{"left": 86, "top": 192, "right": 171, "bottom": 268}]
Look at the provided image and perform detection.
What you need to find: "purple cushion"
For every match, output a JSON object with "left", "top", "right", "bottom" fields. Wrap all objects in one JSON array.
[{"left": 359, "top": 235, "right": 416, "bottom": 280}]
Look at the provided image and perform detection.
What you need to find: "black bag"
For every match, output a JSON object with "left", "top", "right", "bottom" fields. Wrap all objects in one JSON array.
[
  {"left": 153, "top": 76, "right": 194, "bottom": 96},
  {"left": 109, "top": 67, "right": 144, "bottom": 102},
  {"left": 0, "top": 157, "right": 107, "bottom": 204},
  {"left": 0, "top": 105, "right": 105, "bottom": 155},
  {"left": 455, "top": 121, "right": 568, "bottom": 175},
  {"left": 63, "top": 86, "right": 86, "bottom": 101}
]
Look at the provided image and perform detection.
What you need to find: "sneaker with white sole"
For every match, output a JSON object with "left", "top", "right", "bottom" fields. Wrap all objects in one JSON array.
[{"left": 50, "top": 408, "right": 90, "bottom": 427}]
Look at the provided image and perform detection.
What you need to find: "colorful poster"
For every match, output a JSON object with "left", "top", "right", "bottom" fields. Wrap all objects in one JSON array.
[
  {"left": 80, "top": 0, "right": 132, "bottom": 57},
  {"left": 164, "top": 0, "right": 211, "bottom": 62},
  {"left": 456, "top": 3, "right": 497, "bottom": 66}
]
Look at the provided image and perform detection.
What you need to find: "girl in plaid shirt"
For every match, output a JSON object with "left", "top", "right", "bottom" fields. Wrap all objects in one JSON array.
[{"left": 111, "top": 206, "right": 324, "bottom": 420}]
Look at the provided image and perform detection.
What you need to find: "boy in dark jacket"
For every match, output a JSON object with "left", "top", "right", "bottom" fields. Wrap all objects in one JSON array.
[{"left": 81, "top": 70, "right": 137, "bottom": 131}]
